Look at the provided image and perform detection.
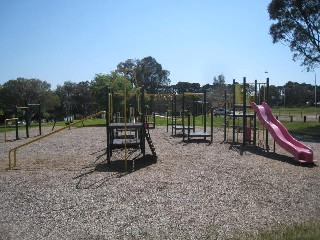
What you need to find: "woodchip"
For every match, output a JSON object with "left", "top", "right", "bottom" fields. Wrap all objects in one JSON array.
[{"left": 0, "top": 125, "right": 319, "bottom": 239}]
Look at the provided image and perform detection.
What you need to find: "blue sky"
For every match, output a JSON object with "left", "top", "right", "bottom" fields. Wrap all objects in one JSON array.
[{"left": 0, "top": 0, "right": 318, "bottom": 89}]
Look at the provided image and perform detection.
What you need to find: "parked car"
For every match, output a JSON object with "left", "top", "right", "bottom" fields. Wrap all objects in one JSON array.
[{"left": 213, "top": 108, "right": 231, "bottom": 116}]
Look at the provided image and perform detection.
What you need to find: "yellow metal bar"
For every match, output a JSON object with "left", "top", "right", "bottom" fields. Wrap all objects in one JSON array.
[
  {"left": 4, "top": 118, "right": 18, "bottom": 142},
  {"left": 183, "top": 92, "right": 204, "bottom": 96},
  {"left": 7, "top": 111, "right": 106, "bottom": 169},
  {"left": 14, "top": 150, "right": 17, "bottom": 167},
  {"left": 124, "top": 72, "right": 128, "bottom": 172},
  {"left": 8, "top": 150, "right": 12, "bottom": 169},
  {"left": 145, "top": 93, "right": 174, "bottom": 97},
  {"left": 113, "top": 93, "right": 139, "bottom": 96},
  {"left": 137, "top": 89, "right": 141, "bottom": 115},
  {"left": 218, "top": 94, "right": 234, "bottom": 108},
  {"left": 235, "top": 84, "right": 243, "bottom": 104}
]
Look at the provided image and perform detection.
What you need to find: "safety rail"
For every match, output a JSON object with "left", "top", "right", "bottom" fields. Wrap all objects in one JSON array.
[{"left": 8, "top": 111, "right": 106, "bottom": 169}]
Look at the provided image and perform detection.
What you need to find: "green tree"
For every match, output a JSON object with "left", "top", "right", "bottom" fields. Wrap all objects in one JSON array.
[
  {"left": 56, "top": 81, "right": 96, "bottom": 118},
  {"left": 117, "top": 56, "right": 171, "bottom": 94},
  {"left": 89, "top": 72, "right": 136, "bottom": 115},
  {"left": 174, "top": 82, "right": 201, "bottom": 94},
  {"left": 212, "top": 74, "right": 227, "bottom": 97},
  {"left": 201, "top": 83, "right": 213, "bottom": 92},
  {"left": 267, "top": 85, "right": 282, "bottom": 106},
  {"left": 116, "top": 59, "right": 138, "bottom": 86},
  {"left": 0, "top": 78, "right": 60, "bottom": 119},
  {"left": 0, "top": 84, "right": 3, "bottom": 115},
  {"left": 283, "top": 81, "right": 311, "bottom": 107},
  {"left": 268, "top": 0, "right": 320, "bottom": 70},
  {"left": 89, "top": 74, "right": 112, "bottom": 110}
]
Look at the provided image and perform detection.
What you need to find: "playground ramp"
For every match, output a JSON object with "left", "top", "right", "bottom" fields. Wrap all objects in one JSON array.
[{"left": 251, "top": 102, "right": 314, "bottom": 163}]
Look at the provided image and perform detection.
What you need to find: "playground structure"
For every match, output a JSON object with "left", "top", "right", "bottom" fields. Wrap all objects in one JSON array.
[
  {"left": 4, "top": 100, "right": 42, "bottom": 142},
  {"left": 105, "top": 69, "right": 157, "bottom": 171},
  {"left": 170, "top": 93, "right": 194, "bottom": 136},
  {"left": 165, "top": 92, "right": 213, "bottom": 143},
  {"left": 224, "top": 77, "right": 270, "bottom": 150},
  {"left": 5, "top": 74, "right": 315, "bottom": 170},
  {"left": 4, "top": 118, "right": 18, "bottom": 142},
  {"left": 251, "top": 102, "right": 314, "bottom": 163},
  {"left": 184, "top": 92, "right": 214, "bottom": 143},
  {"left": 6, "top": 69, "right": 157, "bottom": 171},
  {"left": 225, "top": 77, "right": 314, "bottom": 163},
  {"left": 144, "top": 113, "right": 156, "bottom": 129}
]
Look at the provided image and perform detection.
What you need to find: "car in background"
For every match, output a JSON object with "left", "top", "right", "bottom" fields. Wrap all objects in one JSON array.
[{"left": 213, "top": 108, "right": 231, "bottom": 116}]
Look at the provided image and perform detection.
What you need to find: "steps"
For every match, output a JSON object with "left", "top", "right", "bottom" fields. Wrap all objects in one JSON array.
[{"left": 145, "top": 128, "right": 157, "bottom": 159}]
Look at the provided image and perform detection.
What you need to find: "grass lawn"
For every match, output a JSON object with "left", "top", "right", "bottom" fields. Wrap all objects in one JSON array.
[
  {"left": 233, "top": 220, "right": 320, "bottom": 240},
  {"left": 271, "top": 106, "right": 319, "bottom": 118},
  {"left": 1, "top": 115, "right": 319, "bottom": 137}
]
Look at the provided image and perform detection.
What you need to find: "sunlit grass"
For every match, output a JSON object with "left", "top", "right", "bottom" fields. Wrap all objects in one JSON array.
[
  {"left": 271, "top": 106, "right": 319, "bottom": 117},
  {"left": 1, "top": 114, "right": 319, "bottom": 138},
  {"left": 232, "top": 220, "right": 320, "bottom": 240}
]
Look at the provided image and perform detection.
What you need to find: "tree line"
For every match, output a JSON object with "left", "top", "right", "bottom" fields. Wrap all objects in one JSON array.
[{"left": 0, "top": 56, "right": 318, "bottom": 124}]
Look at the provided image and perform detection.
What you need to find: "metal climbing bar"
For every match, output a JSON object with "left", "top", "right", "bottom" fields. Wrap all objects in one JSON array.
[
  {"left": 4, "top": 118, "right": 18, "bottom": 142},
  {"left": 8, "top": 111, "right": 106, "bottom": 169}
]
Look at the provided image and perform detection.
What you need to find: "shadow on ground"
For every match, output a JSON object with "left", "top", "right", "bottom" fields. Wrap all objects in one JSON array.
[
  {"left": 95, "top": 154, "right": 157, "bottom": 173},
  {"left": 291, "top": 132, "right": 320, "bottom": 144},
  {"left": 243, "top": 145, "right": 317, "bottom": 168},
  {"left": 73, "top": 153, "right": 157, "bottom": 189},
  {"left": 227, "top": 142, "right": 316, "bottom": 167}
]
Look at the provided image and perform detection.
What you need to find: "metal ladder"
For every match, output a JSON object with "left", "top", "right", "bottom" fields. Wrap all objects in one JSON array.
[{"left": 145, "top": 128, "right": 157, "bottom": 159}]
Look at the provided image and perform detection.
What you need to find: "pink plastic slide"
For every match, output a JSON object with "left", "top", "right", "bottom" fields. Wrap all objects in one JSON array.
[{"left": 251, "top": 102, "right": 314, "bottom": 163}]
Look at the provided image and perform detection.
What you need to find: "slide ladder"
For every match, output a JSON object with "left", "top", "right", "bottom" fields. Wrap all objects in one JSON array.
[
  {"left": 145, "top": 128, "right": 157, "bottom": 159},
  {"left": 251, "top": 102, "right": 314, "bottom": 163}
]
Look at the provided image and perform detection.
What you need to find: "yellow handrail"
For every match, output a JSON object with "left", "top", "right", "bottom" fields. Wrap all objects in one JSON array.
[
  {"left": 8, "top": 111, "right": 106, "bottom": 169},
  {"left": 218, "top": 94, "right": 233, "bottom": 109}
]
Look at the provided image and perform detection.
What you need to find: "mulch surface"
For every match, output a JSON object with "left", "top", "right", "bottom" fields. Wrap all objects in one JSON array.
[{"left": 0, "top": 126, "right": 319, "bottom": 239}]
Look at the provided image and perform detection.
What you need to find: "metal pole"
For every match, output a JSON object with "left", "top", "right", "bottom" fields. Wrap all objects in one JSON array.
[
  {"left": 266, "top": 78, "right": 270, "bottom": 152},
  {"left": 166, "top": 107, "right": 169, "bottom": 132},
  {"left": 25, "top": 99, "right": 29, "bottom": 138},
  {"left": 15, "top": 107, "right": 19, "bottom": 140},
  {"left": 124, "top": 76, "right": 127, "bottom": 172},
  {"left": 242, "top": 77, "right": 246, "bottom": 149},
  {"left": 38, "top": 100, "right": 42, "bottom": 135},
  {"left": 106, "top": 87, "right": 111, "bottom": 164},
  {"left": 187, "top": 108, "right": 190, "bottom": 142},
  {"left": 232, "top": 79, "right": 236, "bottom": 145},
  {"left": 210, "top": 107, "right": 213, "bottom": 143},
  {"left": 204, "top": 91, "right": 207, "bottom": 133},
  {"left": 223, "top": 89, "right": 227, "bottom": 142},
  {"left": 315, "top": 73, "right": 317, "bottom": 118},
  {"left": 253, "top": 80, "right": 257, "bottom": 146},
  {"left": 284, "top": 87, "right": 286, "bottom": 109},
  {"left": 174, "top": 94, "right": 177, "bottom": 135},
  {"left": 182, "top": 93, "right": 185, "bottom": 141},
  {"left": 141, "top": 87, "right": 145, "bottom": 156}
]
